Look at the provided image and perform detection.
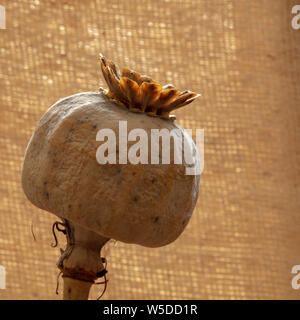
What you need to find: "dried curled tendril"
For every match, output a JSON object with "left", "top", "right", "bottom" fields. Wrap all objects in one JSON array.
[
  {"left": 95, "top": 257, "right": 108, "bottom": 300},
  {"left": 51, "top": 221, "right": 66, "bottom": 247},
  {"left": 50, "top": 220, "right": 108, "bottom": 299},
  {"left": 99, "top": 53, "right": 200, "bottom": 120}
]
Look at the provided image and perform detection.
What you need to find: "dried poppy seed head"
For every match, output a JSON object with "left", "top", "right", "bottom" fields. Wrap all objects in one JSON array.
[
  {"left": 21, "top": 53, "right": 201, "bottom": 300},
  {"left": 99, "top": 53, "right": 201, "bottom": 120}
]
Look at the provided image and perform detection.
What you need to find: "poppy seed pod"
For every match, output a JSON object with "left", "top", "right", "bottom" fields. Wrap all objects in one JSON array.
[{"left": 21, "top": 54, "right": 201, "bottom": 299}]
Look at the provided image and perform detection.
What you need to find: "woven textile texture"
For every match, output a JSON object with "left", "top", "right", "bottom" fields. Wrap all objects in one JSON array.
[{"left": 0, "top": 0, "right": 299, "bottom": 299}]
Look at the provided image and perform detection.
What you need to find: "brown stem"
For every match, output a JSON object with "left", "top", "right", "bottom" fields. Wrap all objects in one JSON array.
[
  {"left": 63, "top": 277, "right": 93, "bottom": 300},
  {"left": 57, "top": 219, "right": 109, "bottom": 300}
]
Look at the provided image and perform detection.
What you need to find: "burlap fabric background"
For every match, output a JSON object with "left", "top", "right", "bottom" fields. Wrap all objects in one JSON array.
[{"left": 0, "top": 0, "right": 299, "bottom": 299}]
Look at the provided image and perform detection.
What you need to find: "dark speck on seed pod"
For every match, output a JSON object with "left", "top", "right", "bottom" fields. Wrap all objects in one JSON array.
[{"left": 154, "top": 216, "right": 159, "bottom": 223}]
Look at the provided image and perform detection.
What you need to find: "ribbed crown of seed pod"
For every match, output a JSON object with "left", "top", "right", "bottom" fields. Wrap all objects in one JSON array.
[{"left": 99, "top": 53, "right": 200, "bottom": 120}]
